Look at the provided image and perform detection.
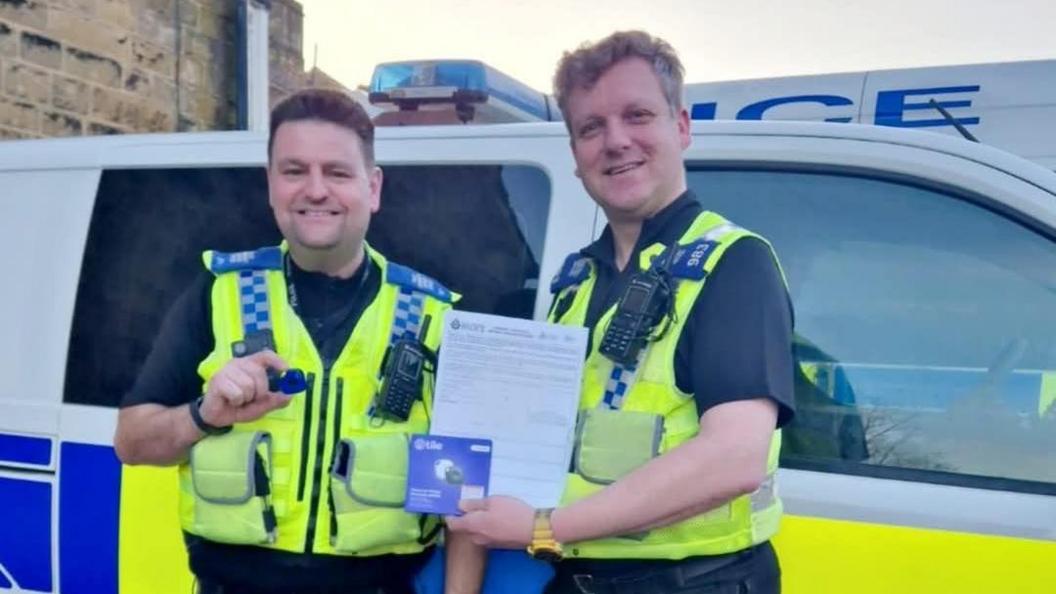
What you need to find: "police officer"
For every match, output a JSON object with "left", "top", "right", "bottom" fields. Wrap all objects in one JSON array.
[
  {"left": 447, "top": 31, "right": 795, "bottom": 593},
  {"left": 114, "top": 89, "right": 455, "bottom": 594}
]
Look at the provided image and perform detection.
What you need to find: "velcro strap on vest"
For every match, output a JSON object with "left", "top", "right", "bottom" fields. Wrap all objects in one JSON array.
[
  {"left": 551, "top": 253, "right": 592, "bottom": 294},
  {"left": 208, "top": 246, "right": 283, "bottom": 273},
  {"left": 386, "top": 262, "right": 452, "bottom": 303},
  {"left": 667, "top": 240, "right": 719, "bottom": 280}
]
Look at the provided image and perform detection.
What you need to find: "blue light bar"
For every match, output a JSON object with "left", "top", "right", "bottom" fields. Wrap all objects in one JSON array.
[{"left": 369, "top": 60, "right": 553, "bottom": 122}]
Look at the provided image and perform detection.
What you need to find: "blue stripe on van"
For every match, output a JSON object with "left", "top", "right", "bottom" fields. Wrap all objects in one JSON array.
[
  {"left": 59, "top": 442, "right": 120, "bottom": 594},
  {"left": 0, "top": 433, "right": 52, "bottom": 467},
  {"left": 0, "top": 476, "right": 52, "bottom": 591}
]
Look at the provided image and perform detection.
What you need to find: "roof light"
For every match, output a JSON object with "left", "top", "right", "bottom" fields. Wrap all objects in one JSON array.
[{"left": 369, "top": 60, "right": 557, "bottom": 125}]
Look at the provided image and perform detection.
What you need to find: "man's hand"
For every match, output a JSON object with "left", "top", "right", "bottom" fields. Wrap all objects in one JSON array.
[
  {"left": 199, "top": 350, "right": 293, "bottom": 427},
  {"left": 445, "top": 495, "right": 535, "bottom": 549}
]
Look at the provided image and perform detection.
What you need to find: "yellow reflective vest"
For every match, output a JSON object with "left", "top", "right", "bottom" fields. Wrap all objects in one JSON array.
[
  {"left": 178, "top": 243, "right": 455, "bottom": 557},
  {"left": 549, "top": 211, "right": 784, "bottom": 560}
]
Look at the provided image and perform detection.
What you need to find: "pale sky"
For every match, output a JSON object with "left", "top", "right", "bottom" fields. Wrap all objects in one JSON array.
[{"left": 299, "top": 0, "right": 1056, "bottom": 93}]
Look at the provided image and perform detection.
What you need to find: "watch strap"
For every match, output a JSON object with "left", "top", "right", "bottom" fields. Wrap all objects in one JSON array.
[{"left": 190, "top": 396, "right": 232, "bottom": 436}]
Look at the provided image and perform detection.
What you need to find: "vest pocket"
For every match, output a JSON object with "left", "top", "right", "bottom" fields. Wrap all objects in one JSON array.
[
  {"left": 189, "top": 431, "right": 277, "bottom": 545},
  {"left": 328, "top": 433, "right": 421, "bottom": 553},
  {"left": 574, "top": 408, "right": 663, "bottom": 484}
]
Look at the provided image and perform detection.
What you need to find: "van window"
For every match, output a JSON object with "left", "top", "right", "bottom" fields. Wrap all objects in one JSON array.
[
  {"left": 65, "top": 164, "right": 551, "bottom": 408},
  {"left": 368, "top": 165, "right": 551, "bottom": 318},
  {"left": 688, "top": 167, "right": 1056, "bottom": 488},
  {"left": 64, "top": 167, "right": 277, "bottom": 408}
]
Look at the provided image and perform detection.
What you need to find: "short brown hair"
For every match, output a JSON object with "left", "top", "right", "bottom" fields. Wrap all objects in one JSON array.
[
  {"left": 268, "top": 88, "right": 375, "bottom": 165},
  {"left": 553, "top": 31, "right": 685, "bottom": 128}
]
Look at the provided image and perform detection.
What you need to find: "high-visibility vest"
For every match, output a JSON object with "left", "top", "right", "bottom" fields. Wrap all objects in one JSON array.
[
  {"left": 178, "top": 242, "right": 455, "bottom": 557},
  {"left": 549, "top": 211, "right": 783, "bottom": 559}
]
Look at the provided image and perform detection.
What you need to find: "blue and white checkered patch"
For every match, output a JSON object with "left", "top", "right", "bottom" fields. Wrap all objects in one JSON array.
[
  {"left": 238, "top": 269, "right": 272, "bottom": 334},
  {"left": 390, "top": 287, "right": 425, "bottom": 343},
  {"left": 601, "top": 360, "right": 640, "bottom": 410}
]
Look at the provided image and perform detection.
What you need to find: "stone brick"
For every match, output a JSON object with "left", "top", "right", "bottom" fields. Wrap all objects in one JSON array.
[
  {"left": 0, "top": 125, "right": 33, "bottom": 139},
  {"left": 0, "top": 95, "right": 38, "bottom": 131},
  {"left": 176, "top": 113, "right": 197, "bottom": 132},
  {"left": 179, "top": 53, "right": 203, "bottom": 87},
  {"left": 52, "top": 0, "right": 95, "bottom": 19},
  {"left": 87, "top": 119, "right": 124, "bottom": 135},
  {"left": 50, "top": 8, "right": 130, "bottom": 62},
  {"left": 64, "top": 47, "right": 120, "bottom": 86},
  {"left": 91, "top": 85, "right": 140, "bottom": 128},
  {"left": 198, "top": 1, "right": 236, "bottom": 38},
  {"left": 52, "top": 74, "right": 90, "bottom": 113},
  {"left": 42, "top": 109, "right": 81, "bottom": 136},
  {"left": 148, "top": 75, "right": 175, "bottom": 106},
  {"left": 95, "top": 0, "right": 134, "bottom": 31},
  {"left": 92, "top": 84, "right": 172, "bottom": 131},
  {"left": 131, "top": 37, "right": 173, "bottom": 77},
  {"left": 134, "top": 0, "right": 173, "bottom": 18},
  {"left": 0, "top": 0, "right": 47, "bottom": 31},
  {"left": 21, "top": 31, "right": 62, "bottom": 69},
  {"left": 133, "top": 0, "right": 176, "bottom": 47},
  {"left": 178, "top": 0, "right": 198, "bottom": 28},
  {"left": 123, "top": 67, "right": 149, "bottom": 92},
  {"left": 140, "top": 102, "right": 172, "bottom": 131},
  {"left": 4, "top": 61, "right": 49, "bottom": 103},
  {"left": 0, "top": 22, "right": 16, "bottom": 56}
]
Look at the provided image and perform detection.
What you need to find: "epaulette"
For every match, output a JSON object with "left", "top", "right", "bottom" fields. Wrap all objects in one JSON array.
[
  {"left": 550, "top": 253, "right": 592, "bottom": 294},
  {"left": 386, "top": 262, "right": 453, "bottom": 302},
  {"left": 208, "top": 246, "right": 283, "bottom": 273},
  {"left": 666, "top": 239, "right": 718, "bottom": 281}
]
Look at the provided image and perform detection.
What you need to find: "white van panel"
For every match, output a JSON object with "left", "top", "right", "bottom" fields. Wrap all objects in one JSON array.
[{"left": 0, "top": 169, "right": 99, "bottom": 421}]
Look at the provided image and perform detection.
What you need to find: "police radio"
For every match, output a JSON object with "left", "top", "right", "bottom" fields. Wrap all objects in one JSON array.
[
  {"left": 374, "top": 315, "right": 434, "bottom": 422},
  {"left": 599, "top": 246, "right": 678, "bottom": 367}
]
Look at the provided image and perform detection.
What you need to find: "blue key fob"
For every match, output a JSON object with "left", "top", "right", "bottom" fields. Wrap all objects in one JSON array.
[{"left": 268, "top": 368, "right": 307, "bottom": 395}]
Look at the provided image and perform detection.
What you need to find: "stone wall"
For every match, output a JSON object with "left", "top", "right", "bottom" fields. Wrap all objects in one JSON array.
[{"left": 0, "top": 0, "right": 317, "bottom": 139}]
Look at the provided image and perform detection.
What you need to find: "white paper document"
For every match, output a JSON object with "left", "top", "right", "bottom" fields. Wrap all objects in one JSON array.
[{"left": 430, "top": 310, "right": 588, "bottom": 508}]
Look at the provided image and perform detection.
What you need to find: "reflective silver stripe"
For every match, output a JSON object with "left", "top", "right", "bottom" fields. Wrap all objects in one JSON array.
[
  {"left": 702, "top": 222, "right": 742, "bottom": 242},
  {"left": 751, "top": 473, "right": 777, "bottom": 512}
]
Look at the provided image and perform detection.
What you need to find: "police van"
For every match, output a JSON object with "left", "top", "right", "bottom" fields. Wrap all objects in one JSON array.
[{"left": 0, "top": 60, "right": 1054, "bottom": 593}]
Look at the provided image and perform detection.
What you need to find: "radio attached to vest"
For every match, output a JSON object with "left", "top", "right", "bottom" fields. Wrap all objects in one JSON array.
[
  {"left": 599, "top": 245, "right": 678, "bottom": 367},
  {"left": 374, "top": 315, "right": 434, "bottom": 422}
]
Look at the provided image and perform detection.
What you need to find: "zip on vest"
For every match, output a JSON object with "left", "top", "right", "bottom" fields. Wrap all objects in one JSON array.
[
  {"left": 296, "top": 373, "right": 316, "bottom": 501},
  {"left": 328, "top": 378, "right": 346, "bottom": 543},
  {"left": 304, "top": 365, "right": 333, "bottom": 553}
]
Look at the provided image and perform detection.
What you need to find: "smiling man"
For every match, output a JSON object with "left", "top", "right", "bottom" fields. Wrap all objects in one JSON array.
[
  {"left": 447, "top": 31, "right": 795, "bottom": 594},
  {"left": 114, "top": 89, "right": 455, "bottom": 594}
]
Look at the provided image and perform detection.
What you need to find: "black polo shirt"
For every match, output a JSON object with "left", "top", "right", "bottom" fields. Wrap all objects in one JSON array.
[{"left": 122, "top": 255, "right": 431, "bottom": 592}]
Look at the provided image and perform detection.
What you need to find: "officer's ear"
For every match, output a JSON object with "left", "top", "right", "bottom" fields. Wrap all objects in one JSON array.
[{"left": 368, "top": 165, "right": 382, "bottom": 213}]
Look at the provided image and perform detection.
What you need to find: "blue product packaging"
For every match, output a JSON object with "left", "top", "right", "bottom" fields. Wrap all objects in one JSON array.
[{"left": 405, "top": 434, "right": 492, "bottom": 515}]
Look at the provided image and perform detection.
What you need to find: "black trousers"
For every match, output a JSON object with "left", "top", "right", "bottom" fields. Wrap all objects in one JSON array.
[{"left": 546, "top": 542, "right": 780, "bottom": 594}]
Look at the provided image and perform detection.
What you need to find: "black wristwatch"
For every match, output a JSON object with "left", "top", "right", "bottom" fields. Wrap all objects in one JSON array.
[{"left": 189, "top": 396, "right": 232, "bottom": 436}]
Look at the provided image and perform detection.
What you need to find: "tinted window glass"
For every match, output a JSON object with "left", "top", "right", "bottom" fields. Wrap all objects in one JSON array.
[
  {"left": 67, "top": 164, "right": 551, "bottom": 408},
  {"left": 689, "top": 168, "right": 1056, "bottom": 486},
  {"left": 369, "top": 165, "right": 551, "bottom": 318},
  {"left": 65, "top": 168, "right": 276, "bottom": 407}
]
